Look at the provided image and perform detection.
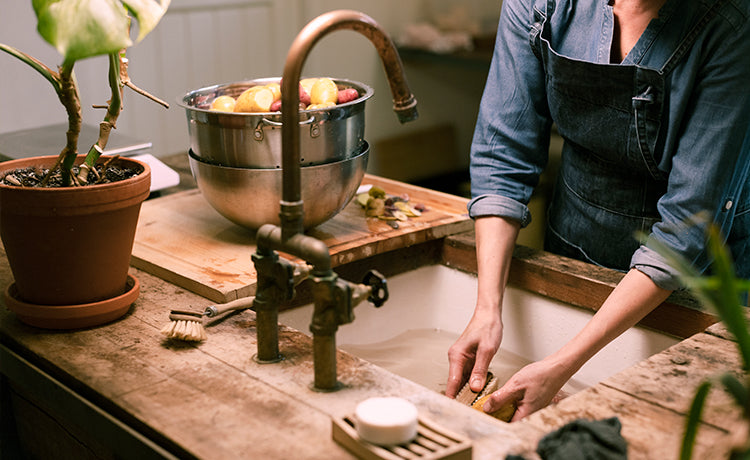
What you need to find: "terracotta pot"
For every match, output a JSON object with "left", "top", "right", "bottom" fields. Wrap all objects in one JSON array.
[{"left": 0, "top": 155, "right": 150, "bottom": 328}]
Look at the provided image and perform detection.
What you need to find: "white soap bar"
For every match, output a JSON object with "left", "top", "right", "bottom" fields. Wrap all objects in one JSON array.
[{"left": 354, "top": 397, "right": 418, "bottom": 446}]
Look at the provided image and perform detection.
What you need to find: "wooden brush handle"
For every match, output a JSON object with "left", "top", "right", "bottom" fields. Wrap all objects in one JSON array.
[{"left": 204, "top": 296, "right": 256, "bottom": 317}]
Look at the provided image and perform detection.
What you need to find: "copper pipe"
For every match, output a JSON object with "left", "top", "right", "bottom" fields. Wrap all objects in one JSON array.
[{"left": 279, "top": 9, "right": 418, "bottom": 239}]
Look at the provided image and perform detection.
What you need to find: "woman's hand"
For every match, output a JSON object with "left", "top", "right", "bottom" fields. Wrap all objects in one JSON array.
[
  {"left": 446, "top": 216, "right": 520, "bottom": 398},
  {"left": 481, "top": 269, "right": 673, "bottom": 421},
  {"left": 446, "top": 307, "right": 503, "bottom": 398},
  {"left": 481, "top": 357, "right": 571, "bottom": 422}
]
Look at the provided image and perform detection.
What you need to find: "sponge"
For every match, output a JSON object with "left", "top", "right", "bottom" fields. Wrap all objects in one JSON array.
[
  {"left": 456, "top": 372, "right": 516, "bottom": 422},
  {"left": 471, "top": 393, "right": 516, "bottom": 422}
]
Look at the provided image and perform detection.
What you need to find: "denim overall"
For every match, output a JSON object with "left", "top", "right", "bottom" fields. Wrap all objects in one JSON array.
[{"left": 530, "top": 0, "right": 750, "bottom": 279}]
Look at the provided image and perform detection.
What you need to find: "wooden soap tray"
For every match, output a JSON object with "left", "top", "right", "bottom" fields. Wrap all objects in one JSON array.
[{"left": 332, "top": 415, "right": 472, "bottom": 460}]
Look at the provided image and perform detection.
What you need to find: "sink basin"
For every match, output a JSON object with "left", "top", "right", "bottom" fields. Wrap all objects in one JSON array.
[{"left": 279, "top": 264, "right": 678, "bottom": 396}]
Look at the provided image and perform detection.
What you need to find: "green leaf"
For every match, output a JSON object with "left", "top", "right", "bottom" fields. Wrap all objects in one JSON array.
[
  {"left": 122, "top": 0, "right": 171, "bottom": 42},
  {"left": 641, "top": 226, "right": 750, "bottom": 370},
  {"left": 720, "top": 373, "right": 749, "bottom": 416},
  {"left": 32, "top": 0, "right": 170, "bottom": 62},
  {"left": 681, "top": 380, "right": 712, "bottom": 460}
]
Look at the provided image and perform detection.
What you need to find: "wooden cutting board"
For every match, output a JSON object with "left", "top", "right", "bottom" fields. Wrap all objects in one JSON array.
[{"left": 131, "top": 175, "right": 472, "bottom": 303}]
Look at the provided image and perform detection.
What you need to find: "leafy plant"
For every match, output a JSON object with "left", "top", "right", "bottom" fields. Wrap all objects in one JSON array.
[
  {"left": 0, "top": 0, "right": 171, "bottom": 186},
  {"left": 646, "top": 226, "right": 750, "bottom": 459}
]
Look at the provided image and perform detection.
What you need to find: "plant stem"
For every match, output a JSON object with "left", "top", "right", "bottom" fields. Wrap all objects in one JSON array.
[
  {"left": 78, "top": 51, "right": 125, "bottom": 183},
  {"left": 0, "top": 44, "right": 62, "bottom": 94},
  {"left": 57, "top": 60, "right": 81, "bottom": 186}
]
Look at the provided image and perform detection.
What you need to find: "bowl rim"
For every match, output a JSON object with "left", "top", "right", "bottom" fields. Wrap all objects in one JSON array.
[
  {"left": 177, "top": 77, "right": 374, "bottom": 115},
  {"left": 187, "top": 141, "right": 370, "bottom": 171}
]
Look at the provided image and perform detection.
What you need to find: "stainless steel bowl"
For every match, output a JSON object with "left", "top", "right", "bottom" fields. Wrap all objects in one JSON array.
[
  {"left": 188, "top": 142, "right": 369, "bottom": 230},
  {"left": 179, "top": 78, "right": 373, "bottom": 168}
]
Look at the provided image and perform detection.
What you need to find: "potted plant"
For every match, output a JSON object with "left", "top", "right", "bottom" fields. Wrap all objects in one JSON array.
[
  {"left": 647, "top": 226, "right": 750, "bottom": 459},
  {"left": 0, "top": 0, "right": 170, "bottom": 329}
]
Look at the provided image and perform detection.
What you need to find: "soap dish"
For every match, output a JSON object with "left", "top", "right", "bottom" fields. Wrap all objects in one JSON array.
[{"left": 332, "top": 415, "right": 472, "bottom": 460}]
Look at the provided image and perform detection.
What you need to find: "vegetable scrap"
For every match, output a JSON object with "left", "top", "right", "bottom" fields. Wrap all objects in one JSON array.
[{"left": 355, "top": 185, "right": 427, "bottom": 223}]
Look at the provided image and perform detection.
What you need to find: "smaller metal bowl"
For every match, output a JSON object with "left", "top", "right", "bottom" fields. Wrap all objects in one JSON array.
[
  {"left": 179, "top": 78, "right": 373, "bottom": 168},
  {"left": 189, "top": 142, "right": 369, "bottom": 230}
]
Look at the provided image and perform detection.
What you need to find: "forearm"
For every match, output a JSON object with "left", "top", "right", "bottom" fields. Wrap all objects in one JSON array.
[
  {"left": 474, "top": 216, "right": 520, "bottom": 315},
  {"left": 547, "top": 268, "right": 672, "bottom": 379}
]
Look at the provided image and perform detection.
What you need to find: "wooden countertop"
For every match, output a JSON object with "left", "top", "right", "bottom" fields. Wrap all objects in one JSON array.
[{"left": 0, "top": 153, "right": 744, "bottom": 458}]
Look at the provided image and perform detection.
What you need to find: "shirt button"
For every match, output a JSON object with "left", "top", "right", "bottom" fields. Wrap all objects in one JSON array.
[{"left": 725, "top": 200, "right": 733, "bottom": 211}]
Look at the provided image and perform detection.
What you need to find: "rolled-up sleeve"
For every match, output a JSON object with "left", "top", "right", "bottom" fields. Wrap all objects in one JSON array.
[
  {"left": 631, "top": 4, "right": 750, "bottom": 291},
  {"left": 468, "top": 0, "right": 552, "bottom": 226},
  {"left": 468, "top": 194, "right": 532, "bottom": 227}
]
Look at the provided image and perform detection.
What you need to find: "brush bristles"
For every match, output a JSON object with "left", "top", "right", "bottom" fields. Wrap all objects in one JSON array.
[{"left": 160, "top": 318, "right": 207, "bottom": 342}]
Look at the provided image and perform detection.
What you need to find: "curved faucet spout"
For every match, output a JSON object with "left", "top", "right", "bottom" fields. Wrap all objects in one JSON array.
[
  {"left": 279, "top": 9, "right": 418, "bottom": 239},
  {"left": 254, "top": 10, "right": 416, "bottom": 391}
]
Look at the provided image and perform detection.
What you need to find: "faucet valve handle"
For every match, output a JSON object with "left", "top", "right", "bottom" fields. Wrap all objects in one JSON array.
[
  {"left": 362, "top": 270, "right": 388, "bottom": 308},
  {"left": 292, "top": 262, "right": 313, "bottom": 286}
]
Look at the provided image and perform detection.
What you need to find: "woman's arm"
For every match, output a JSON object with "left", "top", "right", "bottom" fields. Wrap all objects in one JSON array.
[
  {"left": 446, "top": 216, "right": 519, "bottom": 398},
  {"left": 482, "top": 268, "right": 672, "bottom": 421}
]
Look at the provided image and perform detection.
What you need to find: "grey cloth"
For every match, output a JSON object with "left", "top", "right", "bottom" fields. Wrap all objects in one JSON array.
[
  {"left": 536, "top": 417, "right": 627, "bottom": 460},
  {"left": 505, "top": 417, "right": 627, "bottom": 460}
]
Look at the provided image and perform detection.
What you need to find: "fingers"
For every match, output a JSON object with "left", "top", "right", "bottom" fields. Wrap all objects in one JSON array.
[
  {"left": 445, "top": 348, "right": 470, "bottom": 398},
  {"left": 469, "top": 343, "right": 496, "bottom": 392},
  {"left": 483, "top": 386, "right": 518, "bottom": 415},
  {"left": 446, "top": 317, "right": 502, "bottom": 398},
  {"left": 445, "top": 371, "right": 463, "bottom": 399},
  {"left": 510, "top": 404, "right": 531, "bottom": 422}
]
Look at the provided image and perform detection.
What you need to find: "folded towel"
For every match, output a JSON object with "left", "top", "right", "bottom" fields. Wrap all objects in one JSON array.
[{"left": 536, "top": 417, "right": 627, "bottom": 460}]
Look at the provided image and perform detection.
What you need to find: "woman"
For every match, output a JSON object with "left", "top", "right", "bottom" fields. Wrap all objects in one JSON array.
[{"left": 446, "top": 0, "right": 750, "bottom": 421}]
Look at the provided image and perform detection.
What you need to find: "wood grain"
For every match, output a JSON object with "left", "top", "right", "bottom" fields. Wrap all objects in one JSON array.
[{"left": 132, "top": 175, "right": 472, "bottom": 302}]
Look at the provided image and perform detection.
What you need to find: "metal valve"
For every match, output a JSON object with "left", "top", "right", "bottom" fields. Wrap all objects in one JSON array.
[{"left": 362, "top": 270, "right": 388, "bottom": 307}]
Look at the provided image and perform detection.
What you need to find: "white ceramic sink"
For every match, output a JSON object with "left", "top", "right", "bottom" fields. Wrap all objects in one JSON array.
[{"left": 279, "top": 264, "right": 678, "bottom": 396}]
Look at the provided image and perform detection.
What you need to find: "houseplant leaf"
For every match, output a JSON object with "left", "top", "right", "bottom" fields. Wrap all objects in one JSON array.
[
  {"left": 122, "top": 0, "right": 171, "bottom": 42},
  {"left": 680, "top": 380, "right": 712, "bottom": 460},
  {"left": 32, "top": 0, "right": 170, "bottom": 62}
]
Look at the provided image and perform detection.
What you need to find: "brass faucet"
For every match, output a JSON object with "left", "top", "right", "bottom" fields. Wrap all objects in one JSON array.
[{"left": 253, "top": 9, "right": 416, "bottom": 391}]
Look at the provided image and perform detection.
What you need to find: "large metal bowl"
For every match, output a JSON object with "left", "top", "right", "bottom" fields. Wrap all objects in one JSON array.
[
  {"left": 179, "top": 78, "right": 373, "bottom": 168},
  {"left": 189, "top": 142, "right": 369, "bottom": 230}
]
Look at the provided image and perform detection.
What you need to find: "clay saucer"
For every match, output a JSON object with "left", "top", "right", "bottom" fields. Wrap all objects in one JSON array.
[{"left": 4, "top": 275, "right": 140, "bottom": 329}]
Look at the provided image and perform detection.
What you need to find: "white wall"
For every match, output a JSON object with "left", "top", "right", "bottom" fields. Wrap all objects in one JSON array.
[
  {"left": 0, "top": 0, "right": 301, "bottom": 157},
  {"left": 0, "top": 0, "right": 501, "bottom": 178}
]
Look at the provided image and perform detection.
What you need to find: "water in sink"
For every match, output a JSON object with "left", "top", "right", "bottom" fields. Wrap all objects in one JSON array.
[{"left": 279, "top": 264, "right": 678, "bottom": 396}]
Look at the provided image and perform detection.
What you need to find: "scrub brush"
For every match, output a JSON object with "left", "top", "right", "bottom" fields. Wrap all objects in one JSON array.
[
  {"left": 455, "top": 372, "right": 516, "bottom": 422},
  {"left": 161, "top": 262, "right": 313, "bottom": 342},
  {"left": 160, "top": 295, "right": 256, "bottom": 342}
]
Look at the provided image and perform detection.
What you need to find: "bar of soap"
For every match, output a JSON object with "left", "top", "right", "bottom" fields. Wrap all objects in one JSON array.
[{"left": 354, "top": 397, "right": 418, "bottom": 445}]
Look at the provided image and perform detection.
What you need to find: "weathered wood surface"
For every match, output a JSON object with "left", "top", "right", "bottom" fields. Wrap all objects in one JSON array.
[
  {"left": 3, "top": 237, "right": 746, "bottom": 459},
  {"left": 1, "top": 159, "right": 745, "bottom": 459},
  {"left": 522, "top": 384, "right": 734, "bottom": 459},
  {"left": 519, "top": 330, "right": 746, "bottom": 459},
  {"left": 604, "top": 332, "right": 745, "bottom": 432},
  {"left": 0, "top": 247, "right": 538, "bottom": 459},
  {"left": 132, "top": 175, "right": 472, "bottom": 303}
]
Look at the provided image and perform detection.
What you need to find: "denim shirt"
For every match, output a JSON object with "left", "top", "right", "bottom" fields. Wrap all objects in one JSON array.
[{"left": 469, "top": 0, "right": 750, "bottom": 290}]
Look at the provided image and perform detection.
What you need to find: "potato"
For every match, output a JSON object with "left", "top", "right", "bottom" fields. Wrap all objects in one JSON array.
[
  {"left": 209, "top": 95, "right": 236, "bottom": 112},
  {"left": 234, "top": 87, "right": 274, "bottom": 112},
  {"left": 299, "top": 83, "right": 312, "bottom": 105},
  {"left": 299, "top": 78, "right": 317, "bottom": 95},
  {"left": 265, "top": 82, "right": 281, "bottom": 102},
  {"left": 306, "top": 102, "right": 336, "bottom": 110},
  {"left": 337, "top": 88, "right": 359, "bottom": 104},
  {"left": 268, "top": 99, "right": 307, "bottom": 112},
  {"left": 311, "top": 78, "right": 338, "bottom": 105}
]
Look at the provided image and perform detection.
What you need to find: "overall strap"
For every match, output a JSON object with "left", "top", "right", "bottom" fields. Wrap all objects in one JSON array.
[
  {"left": 660, "top": 0, "right": 731, "bottom": 74},
  {"left": 529, "top": 0, "right": 555, "bottom": 60}
]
